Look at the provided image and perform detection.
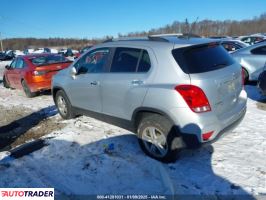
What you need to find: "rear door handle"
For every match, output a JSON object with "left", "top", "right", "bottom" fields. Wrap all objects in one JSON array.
[
  {"left": 131, "top": 80, "right": 144, "bottom": 85},
  {"left": 90, "top": 81, "right": 99, "bottom": 86}
]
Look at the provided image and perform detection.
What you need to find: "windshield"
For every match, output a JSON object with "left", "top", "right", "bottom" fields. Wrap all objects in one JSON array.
[
  {"left": 172, "top": 43, "right": 235, "bottom": 74},
  {"left": 30, "top": 54, "right": 69, "bottom": 66}
]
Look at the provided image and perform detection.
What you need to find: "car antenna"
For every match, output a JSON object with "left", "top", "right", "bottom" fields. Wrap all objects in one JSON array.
[{"left": 187, "top": 17, "right": 199, "bottom": 39}]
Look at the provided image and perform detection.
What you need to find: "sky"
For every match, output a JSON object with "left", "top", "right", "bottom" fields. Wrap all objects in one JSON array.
[{"left": 0, "top": 0, "right": 266, "bottom": 39}]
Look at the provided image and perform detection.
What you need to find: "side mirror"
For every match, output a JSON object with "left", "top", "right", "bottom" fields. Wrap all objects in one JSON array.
[
  {"left": 5, "top": 65, "right": 10, "bottom": 70},
  {"left": 70, "top": 67, "right": 77, "bottom": 79}
]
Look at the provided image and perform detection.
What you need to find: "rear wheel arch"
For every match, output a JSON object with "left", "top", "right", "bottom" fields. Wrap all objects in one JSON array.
[
  {"left": 132, "top": 107, "right": 176, "bottom": 131},
  {"left": 3, "top": 75, "right": 10, "bottom": 88},
  {"left": 21, "top": 79, "right": 37, "bottom": 98},
  {"left": 136, "top": 111, "right": 184, "bottom": 162}
]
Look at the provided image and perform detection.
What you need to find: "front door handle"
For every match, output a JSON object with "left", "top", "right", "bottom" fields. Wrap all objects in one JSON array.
[
  {"left": 90, "top": 81, "right": 99, "bottom": 86},
  {"left": 131, "top": 80, "right": 144, "bottom": 85}
]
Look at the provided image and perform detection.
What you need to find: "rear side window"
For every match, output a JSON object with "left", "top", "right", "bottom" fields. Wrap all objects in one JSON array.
[
  {"left": 110, "top": 48, "right": 151, "bottom": 73},
  {"left": 222, "top": 42, "right": 242, "bottom": 52},
  {"left": 251, "top": 46, "right": 266, "bottom": 55},
  {"left": 137, "top": 50, "right": 151, "bottom": 72},
  {"left": 172, "top": 43, "right": 235, "bottom": 74},
  {"left": 111, "top": 48, "right": 141, "bottom": 72}
]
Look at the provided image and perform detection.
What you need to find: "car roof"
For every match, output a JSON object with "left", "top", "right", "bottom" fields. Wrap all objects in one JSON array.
[{"left": 97, "top": 36, "right": 216, "bottom": 49}]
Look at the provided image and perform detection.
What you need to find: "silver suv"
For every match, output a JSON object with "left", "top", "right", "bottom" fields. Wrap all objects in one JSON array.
[{"left": 52, "top": 36, "right": 247, "bottom": 162}]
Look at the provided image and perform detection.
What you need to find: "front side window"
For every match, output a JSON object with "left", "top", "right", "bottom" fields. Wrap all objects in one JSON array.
[
  {"left": 10, "top": 59, "right": 17, "bottom": 69},
  {"left": 74, "top": 48, "right": 110, "bottom": 74},
  {"left": 15, "top": 58, "right": 24, "bottom": 69}
]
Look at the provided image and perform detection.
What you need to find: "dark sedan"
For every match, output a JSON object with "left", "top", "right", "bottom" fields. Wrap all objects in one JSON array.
[
  {"left": 0, "top": 52, "right": 14, "bottom": 61},
  {"left": 258, "top": 70, "right": 266, "bottom": 96}
]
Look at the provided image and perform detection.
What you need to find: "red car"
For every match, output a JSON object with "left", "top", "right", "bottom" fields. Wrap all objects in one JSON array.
[{"left": 3, "top": 53, "right": 72, "bottom": 97}]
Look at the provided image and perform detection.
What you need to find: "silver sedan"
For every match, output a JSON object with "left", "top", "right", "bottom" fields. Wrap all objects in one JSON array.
[{"left": 231, "top": 41, "right": 266, "bottom": 81}]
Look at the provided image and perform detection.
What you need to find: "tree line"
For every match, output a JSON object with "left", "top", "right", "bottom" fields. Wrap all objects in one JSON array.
[
  {"left": 119, "top": 13, "right": 266, "bottom": 37},
  {"left": 2, "top": 13, "right": 266, "bottom": 50}
]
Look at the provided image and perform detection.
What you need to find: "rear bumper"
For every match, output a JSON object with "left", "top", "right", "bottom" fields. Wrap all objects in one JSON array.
[
  {"left": 28, "top": 79, "right": 51, "bottom": 92},
  {"left": 179, "top": 105, "right": 246, "bottom": 148},
  {"left": 168, "top": 90, "right": 247, "bottom": 147},
  {"left": 203, "top": 106, "right": 246, "bottom": 146}
]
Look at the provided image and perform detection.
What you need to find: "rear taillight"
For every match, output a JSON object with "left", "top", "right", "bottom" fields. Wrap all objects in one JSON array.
[
  {"left": 33, "top": 70, "right": 47, "bottom": 76},
  {"left": 175, "top": 85, "right": 211, "bottom": 113}
]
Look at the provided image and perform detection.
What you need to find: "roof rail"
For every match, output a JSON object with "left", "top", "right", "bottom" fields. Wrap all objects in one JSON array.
[
  {"left": 102, "top": 36, "right": 169, "bottom": 43},
  {"left": 147, "top": 36, "right": 169, "bottom": 42},
  {"left": 150, "top": 33, "right": 201, "bottom": 39},
  {"left": 150, "top": 33, "right": 183, "bottom": 37}
]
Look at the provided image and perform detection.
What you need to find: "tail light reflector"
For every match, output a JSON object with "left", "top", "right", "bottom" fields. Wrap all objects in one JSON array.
[
  {"left": 33, "top": 70, "right": 47, "bottom": 76},
  {"left": 202, "top": 131, "right": 214, "bottom": 141}
]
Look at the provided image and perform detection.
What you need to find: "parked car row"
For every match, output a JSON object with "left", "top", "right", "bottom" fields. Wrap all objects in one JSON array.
[
  {"left": 0, "top": 51, "right": 14, "bottom": 61},
  {"left": 58, "top": 48, "right": 80, "bottom": 59},
  {"left": 3, "top": 34, "right": 266, "bottom": 162},
  {"left": 231, "top": 41, "right": 266, "bottom": 82},
  {"left": 0, "top": 47, "right": 85, "bottom": 60},
  {"left": 3, "top": 53, "right": 72, "bottom": 97},
  {"left": 237, "top": 34, "right": 266, "bottom": 45}
]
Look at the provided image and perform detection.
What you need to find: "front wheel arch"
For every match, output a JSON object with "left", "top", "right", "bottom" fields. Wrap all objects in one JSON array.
[
  {"left": 242, "top": 67, "right": 249, "bottom": 84},
  {"left": 55, "top": 89, "right": 75, "bottom": 119}
]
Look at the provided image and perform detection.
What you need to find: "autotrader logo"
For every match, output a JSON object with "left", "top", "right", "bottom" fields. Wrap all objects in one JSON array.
[{"left": 0, "top": 188, "right": 54, "bottom": 200}]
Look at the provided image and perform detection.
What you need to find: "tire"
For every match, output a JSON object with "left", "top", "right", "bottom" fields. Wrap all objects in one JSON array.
[
  {"left": 21, "top": 80, "right": 37, "bottom": 98},
  {"left": 55, "top": 90, "right": 74, "bottom": 119},
  {"left": 3, "top": 76, "right": 10, "bottom": 88},
  {"left": 137, "top": 113, "right": 184, "bottom": 163},
  {"left": 242, "top": 68, "right": 249, "bottom": 84}
]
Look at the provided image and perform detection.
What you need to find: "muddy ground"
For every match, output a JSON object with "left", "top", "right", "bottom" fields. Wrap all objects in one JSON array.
[
  {"left": 0, "top": 105, "right": 65, "bottom": 151},
  {"left": 257, "top": 99, "right": 266, "bottom": 111}
]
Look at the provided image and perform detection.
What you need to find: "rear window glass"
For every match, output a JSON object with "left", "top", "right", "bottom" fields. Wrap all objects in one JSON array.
[
  {"left": 30, "top": 54, "right": 69, "bottom": 66},
  {"left": 172, "top": 43, "right": 235, "bottom": 74}
]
